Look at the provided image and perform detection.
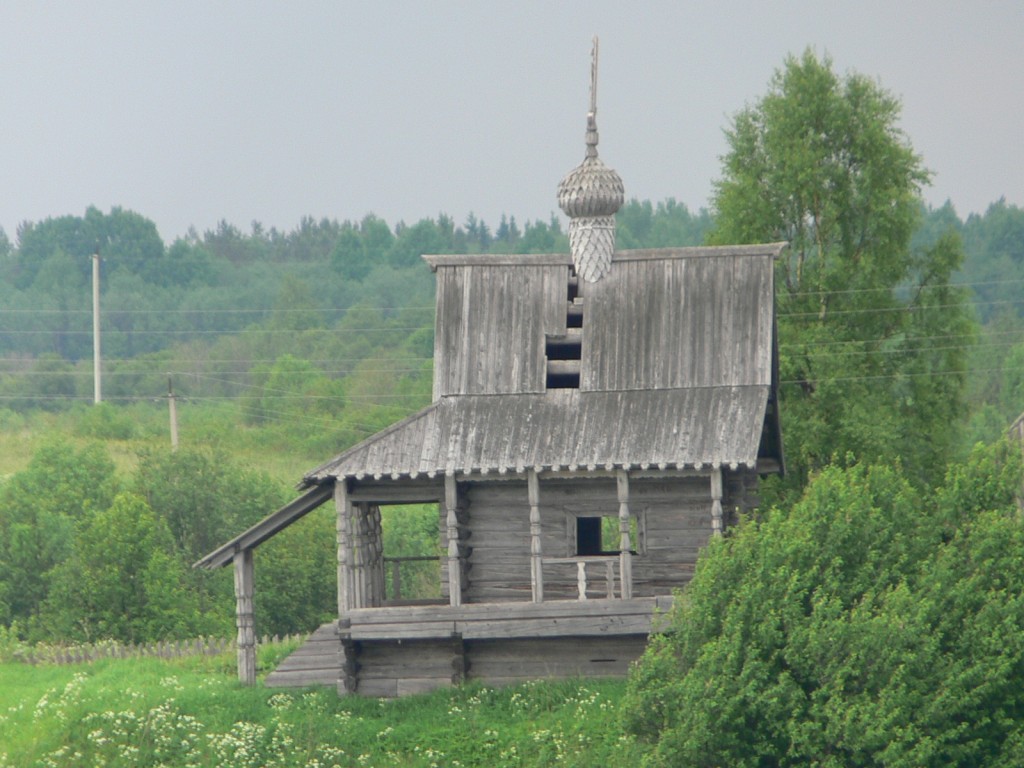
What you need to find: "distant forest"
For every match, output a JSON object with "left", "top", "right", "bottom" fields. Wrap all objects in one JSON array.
[{"left": 1, "top": 197, "right": 1023, "bottom": 447}]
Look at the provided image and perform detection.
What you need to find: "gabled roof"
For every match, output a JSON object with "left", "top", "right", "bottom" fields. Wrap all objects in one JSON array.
[{"left": 304, "top": 386, "right": 777, "bottom": 484}]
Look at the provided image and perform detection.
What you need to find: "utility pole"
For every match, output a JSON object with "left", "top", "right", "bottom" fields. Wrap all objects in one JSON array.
[
  {"left": 92, "top": 247, "right": 102, "bottom": 404},
  {"left": 167, "top": 374, "right": 179, "bottom": 451}
]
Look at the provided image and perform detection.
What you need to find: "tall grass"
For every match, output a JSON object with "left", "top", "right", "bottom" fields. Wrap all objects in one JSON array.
[{"left": 0, "top": 651, "right": 646, "bottom": 767}]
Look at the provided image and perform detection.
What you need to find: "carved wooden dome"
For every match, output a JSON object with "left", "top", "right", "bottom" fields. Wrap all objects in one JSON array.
[{"left": 557, "top": 38, "right": 623, "bottom": 283}]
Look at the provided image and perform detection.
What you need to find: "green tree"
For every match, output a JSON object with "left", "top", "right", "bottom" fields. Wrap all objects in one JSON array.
[
  {"left": 133, "top": 448, "right": 286, "bottom": 564},
  {"left": 956, "top": 198, "right": 1024, "bottom": 345},
  {"left": 359, "top": 214, "right": 395, "bottom": 264},
  {"left": 255, "top": 507, "right": 338, "bottom": 636},
  {"left": 43, "top": 493, "right": 199, "bottom": 643},
  {"left": 0, "top": 442, "right": 119, "bottom": 633},
  {"left": 711, "top": 50, "right": 973, "bottom": 496},
  {"left": 616, "top": 198, "right": 712, "bottom": 249},
  {"left": 518, "top": 215, "right": 568, "bottom": 254},
  {"left": 330, "top": 222, "right": 371, "bottom": 281},
  {"left": 388, "top": 218, "right": 450, "bottom": 268},
  {"left": 249, "top": 354, "right": 345, "bottom": 426}
]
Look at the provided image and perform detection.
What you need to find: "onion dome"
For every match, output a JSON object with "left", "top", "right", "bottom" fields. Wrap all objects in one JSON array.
[{"left": 557, "top": 38, "right": 623, "bottom": 283}]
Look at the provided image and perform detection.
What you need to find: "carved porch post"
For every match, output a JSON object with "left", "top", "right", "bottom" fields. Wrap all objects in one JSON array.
[
  {"left": 528, "top": 469, "right": 544, "bottom": 603},
  {"left": 444, "top": 474, "right": 463, "bottom": 607},
  {"left": 336, "top": 481, "right": 353, "bottom": 614},
  {"left": 710, "top": 468, "right": 724, "bottom": 537},
  {"left": 233, "top": 548, "right": 256, "bottom": 686},
  {"left": 616, "top": 470, "right": 633, "bottom": 599}
]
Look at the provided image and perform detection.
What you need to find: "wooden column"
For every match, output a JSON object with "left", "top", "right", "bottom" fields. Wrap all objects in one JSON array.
[
  {"left": 528, "top": 470, "right": 544, "bottom": 603},
  {"left": 368, "top": 504, "right": 384, "bottom": 607},
  {"left": 336, "top": 481, "right": 353, "bottom": 614},
  {"left": 444, "top": 474, "right": 462, "bottom": 607},
  {"left": 233, "top": 548, "right": 256, "bottom": 686},
  {"left": 710, "top": 468, "right": 724, "bottom": 537},
  {"left": 617, "top": 470, "right": 633, "bottom": 599},
  {"left": 351, "top": 503, "right": 370, "bottom": 609}
]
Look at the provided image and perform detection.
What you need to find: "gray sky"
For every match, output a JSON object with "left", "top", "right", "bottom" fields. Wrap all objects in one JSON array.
[{"left": 2, "top": 1, "right": 1021, "bottom": 244}]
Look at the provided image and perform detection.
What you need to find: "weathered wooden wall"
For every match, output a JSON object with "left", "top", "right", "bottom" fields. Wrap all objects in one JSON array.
[
  {"left": 342, "top": 469, "right": 759, "bottom": 607},
  {"left": 583, "top": 252, "right": 775, "bottom": 391},
  {"left": 432, "top": 262, "right": 569, "bottom": 398},
  {"left": 452, "top": 475, "right": 729, "bottom": 602}
]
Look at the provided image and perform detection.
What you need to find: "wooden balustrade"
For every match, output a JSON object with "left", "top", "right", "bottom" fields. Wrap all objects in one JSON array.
[
  {"left": 541, "top": 556, "right": 619, "bottom": 600},
  {"left": 383, "top": 555, "right": 441, "bottom": 601}
]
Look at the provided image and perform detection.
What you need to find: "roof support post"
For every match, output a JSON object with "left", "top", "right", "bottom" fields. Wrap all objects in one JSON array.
[
  {"left": 444, "top": 474, "right": 462, "bottom": 607},
  {"left": 233, "top": 548, "right": 256, "bottom": 686},
  {"left": 528, "top": 469, "right": 544, "bottom": 603},
  {"left": 336, "top": 481, "right": 353, "bottom": 614},
  {"left": 351, "top": 503, "right": 369, "bottom": 609},
  {"left": 617, "top": 470, "right": 633, "bottom": 599},
  {"left": 711, "top": 467, "right": 724, "bottom": 537},
  {"left": 367, "top": 504, "right": 385, "bottom": 607}
]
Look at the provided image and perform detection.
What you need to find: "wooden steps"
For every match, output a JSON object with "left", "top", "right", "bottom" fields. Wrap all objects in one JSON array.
[{"left": 264, "top": 622, "right": 343, "bottom": 688}]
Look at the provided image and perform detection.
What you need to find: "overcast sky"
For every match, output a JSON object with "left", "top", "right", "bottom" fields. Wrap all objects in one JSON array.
[{"left": 2, "top": 1, "right": 1021, "bottom": 244}]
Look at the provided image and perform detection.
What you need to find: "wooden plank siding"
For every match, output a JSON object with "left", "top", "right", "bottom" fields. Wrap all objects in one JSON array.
[
  {"left": 432, "top": 263, "right": 569, "bottom": 398},
  {"left": 582, "top": 252, "right": 775, "bottom": 391}
]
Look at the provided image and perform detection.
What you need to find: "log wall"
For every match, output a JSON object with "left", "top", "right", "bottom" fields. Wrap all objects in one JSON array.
[{"left": 456, "top": 475, "right": 730, "bottom": 602}]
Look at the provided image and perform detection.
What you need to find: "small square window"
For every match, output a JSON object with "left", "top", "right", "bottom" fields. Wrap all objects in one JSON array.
[{"left": 574, "top": 514, "right": 642, "bottom": 556}]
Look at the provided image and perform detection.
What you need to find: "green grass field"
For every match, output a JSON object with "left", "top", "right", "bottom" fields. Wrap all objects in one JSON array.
[{"left": 0, "top": 649, "right": 645, "bottom": 767}]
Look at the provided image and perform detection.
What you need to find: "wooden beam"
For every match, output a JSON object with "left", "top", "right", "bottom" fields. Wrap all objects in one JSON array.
[
  {"left": 368, "top": 504, "right": 384, "bottom": 607},
  {"left": 528, "top": 469, "right": 544, "bottom": 603},
  {"left": 336, "top": 482, "right": 352, "bottom": 614},
  {"left": 233, "top": 549, "right": 256, "bottom": 686},
  {"left": 194, "top": 484, "right": 333, "bottom": 570},
  {"left": 617, "top": 470, "right": 633, "bottom": 599},
  {"left": 710, "top": 467, "right": 724, "bottom": 537},
  {"left": 444, "top": 474, "right": 462, "bottom": 607},
  {"left": 352, "top": 503, "right": 368, "bottom": 609}
]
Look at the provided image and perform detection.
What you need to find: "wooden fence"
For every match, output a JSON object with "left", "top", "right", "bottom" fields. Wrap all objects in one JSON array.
[{"left": 12, "top": 633, "right": 306, "bottom": 666}]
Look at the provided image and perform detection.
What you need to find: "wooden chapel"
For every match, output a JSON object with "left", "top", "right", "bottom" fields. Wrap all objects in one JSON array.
[{"left": 196, "top": 42, "right": 785, "bottom": 696}]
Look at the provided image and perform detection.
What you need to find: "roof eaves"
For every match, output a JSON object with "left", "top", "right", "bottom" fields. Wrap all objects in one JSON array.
[{"left": 300, "top": 400, "right": 442, "bottom": 486}]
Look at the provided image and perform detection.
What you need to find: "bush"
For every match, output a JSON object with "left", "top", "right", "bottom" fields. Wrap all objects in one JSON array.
[{"left": 624, "top": 446, "right": 1024, "bottom": 767}]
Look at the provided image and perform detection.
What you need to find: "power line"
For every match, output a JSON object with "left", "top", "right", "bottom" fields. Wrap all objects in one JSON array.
[
  {"left": 0, "top": 305, "right": 435, "bottom": 316},
  {"left": 0, "top": 327, "right": 429, "bottom": 336}
]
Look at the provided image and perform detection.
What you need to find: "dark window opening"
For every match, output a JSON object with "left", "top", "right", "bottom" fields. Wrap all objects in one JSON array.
[
  {"left": 566, "top": 304, "right": 584, "bottom": 329},
  {"left": 576, "top": 516, "right": 603, "bottom": 555},
  {"left": 575, "top": 515, "right": 642, "bottom": 556},
  {"left": 567, "top": 270, "right": 579, "bottom": 302}
]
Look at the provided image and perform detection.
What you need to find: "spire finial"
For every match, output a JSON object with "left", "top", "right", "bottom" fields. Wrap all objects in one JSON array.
[
  {"left": 586, "top": 37, "right": 599, "bottom": 158},
  {"left": 557, "top": 36, "right": 624, "bottom": 283},
  {"left": 590, "top": 36, "right": 598, "bottom": 117}
]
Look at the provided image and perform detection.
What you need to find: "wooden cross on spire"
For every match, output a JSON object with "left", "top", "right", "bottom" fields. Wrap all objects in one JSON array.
[{"left": 590, "top": 36, "right": 599, "bottom": 120}]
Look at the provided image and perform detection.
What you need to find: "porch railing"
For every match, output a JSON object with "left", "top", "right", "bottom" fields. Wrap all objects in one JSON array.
[
  {"left": 541, "top": 556, "right": 619, "bottom": 600},
  {"left": 383, "top": 555, "right": 441, "bottom": 602}
]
